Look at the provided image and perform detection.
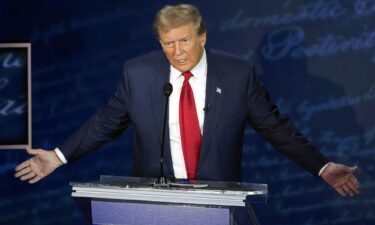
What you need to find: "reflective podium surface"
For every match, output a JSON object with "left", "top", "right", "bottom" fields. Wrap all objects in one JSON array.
[
  {"left": 72, "top": 175, "right": 267, "bottom": 206},
  {"left": 71, "top": 176, "right": 268, "bottom": 225}
]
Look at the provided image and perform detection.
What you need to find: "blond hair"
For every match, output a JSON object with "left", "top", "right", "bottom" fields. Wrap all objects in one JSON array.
[{"left": 153, "top": 4, "right": 206, "bottom": 39}]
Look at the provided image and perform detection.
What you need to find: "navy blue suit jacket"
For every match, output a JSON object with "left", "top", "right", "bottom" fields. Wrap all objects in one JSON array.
[{"left": 59, "top": 49, "right": 328, "bottom": 182}]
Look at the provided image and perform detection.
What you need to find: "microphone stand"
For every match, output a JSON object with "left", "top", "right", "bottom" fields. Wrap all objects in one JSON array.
[{"left": 154, "top": 83, "right": 173, "bottom": 187}]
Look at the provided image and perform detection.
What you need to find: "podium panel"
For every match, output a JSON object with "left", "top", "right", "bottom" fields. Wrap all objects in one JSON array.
[
  {"left": 92, "top": 200, "right": 231, "bottom": 225},
  {"left": 71, "top": 176, "right": 267, "bottom": 225}
]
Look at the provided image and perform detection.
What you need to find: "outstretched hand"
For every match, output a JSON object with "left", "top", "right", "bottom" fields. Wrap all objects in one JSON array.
[
  {"left": 15, "top": 147, "right": 64, "bottom": 184},
  {"left": 321, "top": 162, "right": 360, "bottom": 197}
]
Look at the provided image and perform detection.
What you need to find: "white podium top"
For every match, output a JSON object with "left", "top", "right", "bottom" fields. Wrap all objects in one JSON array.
[{"left": 71, "top": 176, "right": 267, "bottom": 207}]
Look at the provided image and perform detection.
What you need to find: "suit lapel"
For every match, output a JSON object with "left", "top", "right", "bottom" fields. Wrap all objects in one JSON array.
[
  {"left": 149, "top": 54, "right": 174, "bottom": 177},
  {"left": 197, "top": 51, "right": 224, "bottom": 173}
]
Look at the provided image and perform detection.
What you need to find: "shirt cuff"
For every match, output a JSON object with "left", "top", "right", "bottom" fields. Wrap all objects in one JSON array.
[
  {"left": 54, "top": 148, "right": 68, "bottom": 164},
  {"left": 318, "top": 162, "right": 331, "bottom": 176}
]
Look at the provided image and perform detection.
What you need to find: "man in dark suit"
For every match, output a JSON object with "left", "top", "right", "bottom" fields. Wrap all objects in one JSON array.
[{"left": 15, "top": 4, "right": 359, "bottom": 196}]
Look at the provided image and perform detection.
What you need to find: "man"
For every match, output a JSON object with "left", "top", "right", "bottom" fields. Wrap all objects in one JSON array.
[{"left": 15, "top": 4, "right": 360, "bottom": 196}]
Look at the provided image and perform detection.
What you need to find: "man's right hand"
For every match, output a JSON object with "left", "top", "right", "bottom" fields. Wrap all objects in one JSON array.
[{"left": 15, "top": 147, "right": 64, "bottom": 184}]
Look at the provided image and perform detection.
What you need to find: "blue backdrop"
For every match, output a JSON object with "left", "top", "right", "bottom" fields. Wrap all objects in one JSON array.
[{"left": 0, "top": 0, "right": 374, "bottom": 225}]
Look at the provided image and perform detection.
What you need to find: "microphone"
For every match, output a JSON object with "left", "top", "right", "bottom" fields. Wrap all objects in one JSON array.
[
  {"left": 154, "top": 82, "right": 173, "bottom": 187},
  {"left": 164, "top": 83, "right": 173, "bottom": 97},
  {"left": 203, "top": 103, "right": 210, "bottom": 112}
]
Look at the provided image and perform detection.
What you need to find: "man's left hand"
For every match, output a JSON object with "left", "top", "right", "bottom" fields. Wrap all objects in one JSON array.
[{"left": 321, "top": 162, "right": 360, "bottom": 197}]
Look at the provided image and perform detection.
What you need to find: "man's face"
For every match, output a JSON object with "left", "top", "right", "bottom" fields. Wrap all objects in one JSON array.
[{"left": 159, "top": 23, "right": 206, "bottom": 72}]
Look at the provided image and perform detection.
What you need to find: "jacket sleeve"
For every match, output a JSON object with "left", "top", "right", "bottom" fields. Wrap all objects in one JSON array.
[
  {"left": 246, "top": 64, "right": 328, "bottom": 176},
  {"left": 58, "top": 63, "right": 132, "bottom": 162}
]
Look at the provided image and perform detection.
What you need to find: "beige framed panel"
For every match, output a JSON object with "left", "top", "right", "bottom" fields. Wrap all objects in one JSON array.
[{"left": 0, "top": 43, "right": 32, "bottom": 149}]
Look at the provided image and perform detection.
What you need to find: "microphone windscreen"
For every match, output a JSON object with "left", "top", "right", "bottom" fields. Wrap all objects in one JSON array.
[{"left": 163, "top": 83, "right": 173, "bottom": 97}]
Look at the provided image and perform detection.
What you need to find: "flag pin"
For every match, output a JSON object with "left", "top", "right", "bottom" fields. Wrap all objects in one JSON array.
[{"left": 216, "top": 87, "right": 222, "bottom": 94}]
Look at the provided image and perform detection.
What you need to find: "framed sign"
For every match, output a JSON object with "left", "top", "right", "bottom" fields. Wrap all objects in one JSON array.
[{"left": 0, "top": 43, "right": 31, "bottom": 149}]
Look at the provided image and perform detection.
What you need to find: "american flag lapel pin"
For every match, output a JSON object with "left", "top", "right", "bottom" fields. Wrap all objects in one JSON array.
[{"left": 216, "top": 87, "right": 222, "bottom": 94}]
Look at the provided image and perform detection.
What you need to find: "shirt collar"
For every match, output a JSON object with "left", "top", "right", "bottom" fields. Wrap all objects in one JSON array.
[{"left": 170, "top": 49, "right": 207, "bottom": 82}]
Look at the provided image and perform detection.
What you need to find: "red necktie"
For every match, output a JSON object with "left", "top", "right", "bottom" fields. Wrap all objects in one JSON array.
[{"left": 179, "top": 71, "right": 202, "bottom": 180}]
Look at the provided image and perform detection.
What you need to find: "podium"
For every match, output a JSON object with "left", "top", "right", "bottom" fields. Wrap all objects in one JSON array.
[{"left": 71, "top": 176, "right": 267, "bottom": 225}]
